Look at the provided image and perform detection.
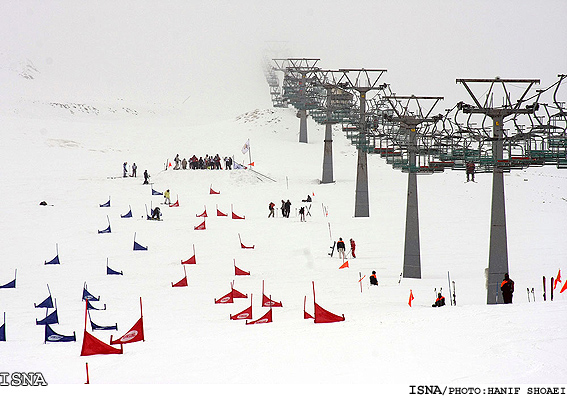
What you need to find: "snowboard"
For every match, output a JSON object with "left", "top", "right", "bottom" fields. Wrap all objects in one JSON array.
[{"left": 328, "top": 241, "right": 336, "bottom": 257}]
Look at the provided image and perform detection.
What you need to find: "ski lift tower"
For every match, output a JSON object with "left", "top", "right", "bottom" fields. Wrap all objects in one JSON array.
[
  {"left": 275, "top": 58, "right": 320, "bottom": 143},
  {"left": 312, "top": 70, "right": 355, "bottom": 183},
  {"left": 456, "top": 78, "right": 540, "bottom": 304},
  {"left": 339, "top": 69, "right": 387, "bottom": 217},
  {"left": 384, "top": 95, "right": 444, "bottom": 279}
]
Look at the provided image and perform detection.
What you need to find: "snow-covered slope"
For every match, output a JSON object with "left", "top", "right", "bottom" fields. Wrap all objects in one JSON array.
[{"left": 0, "top": 92, "right": 566, "bottom": 395}]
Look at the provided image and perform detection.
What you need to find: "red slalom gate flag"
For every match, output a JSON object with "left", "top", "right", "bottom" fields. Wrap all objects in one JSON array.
[
  {"left": 339, "top": 261, "right": 349, "bottom": 269},
  {"left": 81, "top": 330, "right": 123, "bottom": 356},
  {"left": 246, "top": 308, "right": 272, "bottom": 325},
  {"left": 181, "top": 245, "right": 197, "bottom": 265},
  {"left": 80, "top": 300, "right": 123, "bottom": 356},
  {"left": 554, "top": 269, "right": 561, "bottom": 290},
  {"left": 194, "top": 220, "right": 206, "bottom": 230},
  {"left": 408, "top": 290, "right": 415, "bottom": 307},
  {"left": 230, "top": 295, "right": 252, "bottom": 320},
  {"left": 234, "top": 260, "right": 250, "bottom": 276},
  {"left": 560, "top": 281, "right": 567, "bottom": 294},
  {"left": 110, "top": 298, "right": 145, "bottom": 345}
]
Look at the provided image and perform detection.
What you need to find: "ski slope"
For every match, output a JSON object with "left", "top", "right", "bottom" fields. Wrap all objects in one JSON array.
[{"left": 1, "top": 94, "right": 566, "bottom": 396}]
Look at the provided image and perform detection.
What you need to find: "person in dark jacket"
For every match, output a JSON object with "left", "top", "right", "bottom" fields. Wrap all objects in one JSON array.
[
  {"left": 369, "top": 270, "right": 378, "bottom": 286},
  {"left": 284, "top": 200, "right": 291, "bottom": 218},
  {"left": 143, "top": 170, "right": 150, "bottom": 185},
  {"left": 336, "top": 238, "right": 346, "bottom": 261},
  {"left": 501, "top": 273, "right": 514, "bottom": 303},
  {"left": 151, "top": 206, "right": 161, "bottom": 220},
  {"left": 432, "top": 293, "right": 446, "bottom": 307},
  {"left": 466, "top": 161, "right": 475, "bottom": 182}
]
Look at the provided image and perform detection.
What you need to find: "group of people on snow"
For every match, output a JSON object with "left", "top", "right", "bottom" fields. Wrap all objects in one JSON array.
[
  {"left": 336, "top": 237, "right": 356, "bottom": 260},
  {"left": 171, "top": 154, "right": 233, "bottom": 170},
  {"left": 268, "top": 194, "right": 314, "bottom": 221},
  {"left": 123, "top": 161, "right": 140, "bottom": 178}
]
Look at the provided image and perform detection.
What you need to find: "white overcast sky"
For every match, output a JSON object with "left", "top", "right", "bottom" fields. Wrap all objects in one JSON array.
[{"left": 1, "top": 0, "right": 566, "bottom": 117}]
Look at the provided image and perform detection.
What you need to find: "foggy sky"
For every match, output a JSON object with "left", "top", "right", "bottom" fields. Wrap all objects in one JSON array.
[{"left": 1, "top": 0, "right": 566, "bottom": 118}]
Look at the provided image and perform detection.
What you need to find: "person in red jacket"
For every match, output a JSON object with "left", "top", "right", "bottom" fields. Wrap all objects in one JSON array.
[
  {"left": 350, "top": 238, "right": 356, "bottom": 258},
  {"left": 432, "top": 293, "right": 446, "bottom": 307},
  {"left": 369, "top": 271, "right": 378, "bottom": 286}
]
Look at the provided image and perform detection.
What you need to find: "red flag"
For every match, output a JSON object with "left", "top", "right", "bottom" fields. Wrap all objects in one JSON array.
[
  {"left": 110, "top": 298, "right": 144, "bottom": 345},
  {"left": 248, "top": 162, "right": 254, "bottom": 167},
  {"left": 80, "top": 300, "right": 123, "bottom": 356},
  {"left": 554, "top": 269, "right": 561, "bottom": 289},
  {"left": 216, "top": 206, "right": 227, "bottom": 217},
  {"left": 246, "top": 308, "right": 272, "bottom": 325},
  {"left": 210, "top": 187, "right": 220, "bottom": 195},
  {"left": 181, "top": 245, "right": 197, "bottom": 265},
  {"left": 172, "top": 266, "right": 188, "bottom": 287},
  {"left": 81, "top": 330, "right": 123, "bottom": 356},
  {"left": 339, "top": 261, "right": 349, "bottom": 269},
  {"left": 560, "top": 281, "right": 567, "bottom": 294},
  {"left": 196, "top": 208, "right": 208, "bottom": 217},
  {"left": 262, "top": 294, "right": 282, "bottom": 307},
  {"left": 235, "top": 266, "right": 250, "bottom": 276},
  {"left": 232, "top": 212, "right": 245, "bottom": 220},
  {"left": 408, "top": 290, "right": 415, "bottom": 307},
  {"left": 169, "top": 200, "right": 179, "bottom": 207},
  {"left": 181, "top": 255, "right": 196, "bottom": 265},
  {"left": 312, "top": 282, "right": 345, "bottom": 323},
  {"left": 194, "top": 220, "right": 206, "bottom": 230},
  {"left": 214, "top": 290, "right": 234, "bottom": 304},
  {"left": 231, "top": 295, "right": 252, "bottom": 320}
]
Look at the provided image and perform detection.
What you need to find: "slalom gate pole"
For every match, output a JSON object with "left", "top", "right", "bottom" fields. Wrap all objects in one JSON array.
[
  {"left": 85, "top": 362, "right": 89, "bottom": 384},
  {"left": 447, "top": 271, "right": 453, "bottom": 306}
]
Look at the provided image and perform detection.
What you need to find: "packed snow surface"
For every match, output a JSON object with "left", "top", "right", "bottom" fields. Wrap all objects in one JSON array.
[{"left": 1, "top": 98, "right": 566, "bottom": 395}]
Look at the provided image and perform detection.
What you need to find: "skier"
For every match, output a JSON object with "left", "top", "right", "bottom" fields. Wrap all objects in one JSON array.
[
  {"left": 181, "top": 158, "right": 187, "bottom": 170},
  {"left": 299, "top": 206, "right": 305, "bottom": 222},
  {"left": 123, "top": 162, "right": 128, "bottom": 177},
  {"left": 369, "top": 270, "right": 378, "bottom": 286},
  {"left": 164, "top": 189, "right": 171, "bottom": 205},
  {"left": 268, "top": 202, "right": 275, "bottom": 218},
  {"left": 174, "top": 154, "right": 180, "bottom": 170},
  {"left": 131, "top": 162, "right": 137, "bottom": 177},
  {"left": 143, "top": 170, "right": 150, "bottom": 185},
  {"left": 280, "top": 200, "right": 286, "bottom": 217},
  {"left": 337, "top": 238, "right": 346, "bottom": 261},
  {"left": 466, "top": 161, "right": 475, "bottom": 182},
  {"left": 501, "top": 273, "right": 515, "bottom": 304},
  {"left": 151, "top": 206, "right": 161, "bottom": 221},
  {"left": 432, "top": 293, "right": 446, "bottom": 307},
  {"left": 350, "top": 238, "right": 356, "bottom": 258}
]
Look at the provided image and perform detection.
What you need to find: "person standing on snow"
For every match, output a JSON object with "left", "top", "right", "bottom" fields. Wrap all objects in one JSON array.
[
  {"left": 280, "top": 200, "right": 286, "bottom": 218},
  {"left": 284, "top": 200, "right": 291, "bottom": 218},
  {"left": 337, "top": 238, "right": 346, "bottom": 261},
  {"left": 299, "top": 206, "right": 305, "bottom": 222},
  {"left": 466, "top": 161, "right": 476, "bottom": 182},
  {"left": 350, "top": 238, "right": 356, "bottom": 258},
  {"left": 123, "top": 162, "right": 128, "bottom": 177},
  {"left": 501, "top": 273, "right": 514, "bottom": 303},
  {"left": 164, "top": 189, "right": 171, "bottom": 205},
  {"left": 143, "top": 170, "right": 150, "bottom": 185},
  {"left": 268, "top": 202, "right": 275, "bottom": 218},
  {"left": 131, "top": 162, "right": 137, "bottom": 177}
]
